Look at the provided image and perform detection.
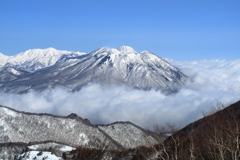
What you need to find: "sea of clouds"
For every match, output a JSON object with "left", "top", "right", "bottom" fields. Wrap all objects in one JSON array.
[{"left": 0, "top": 59, "right": 240, "bottom": 129}]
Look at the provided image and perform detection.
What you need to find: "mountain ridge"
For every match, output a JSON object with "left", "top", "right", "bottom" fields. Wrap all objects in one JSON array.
[
  {"left": 0, "top": 104, "right": 157, "bottom": 149},
  {"left": 0, "top": 46, "right": 187, "bottom": 94},
  {"left": 0, "top": 48, "right": 87, "bottom": 72}
]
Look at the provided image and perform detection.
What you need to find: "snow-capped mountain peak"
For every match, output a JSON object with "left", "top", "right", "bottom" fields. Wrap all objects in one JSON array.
[
  {"left": 0, "top": 46, "right": 187, "bottom": 94},
  {"left": 17, "top": 47, "right": 59, "bottom": 57},
  {"left": 91, "top": 46, "right": 173, "bottom": 69},
  {"left": 2, "top": 48, "right": 87, "bottom": 72},
  {"left": 118, "top": 45, "right": 136, "bottom": 53},
  {"left": 0, "top": 53, "right": 10, "bottom": 67},
  {"left": 16, "top": 47, "right": 84, "bottom": 59},
  {"left": 0, "top": 52, "right": 6, "bottom": 57},
  {"left": 92, "top": 46, "right": 137, "bottom": 56}
]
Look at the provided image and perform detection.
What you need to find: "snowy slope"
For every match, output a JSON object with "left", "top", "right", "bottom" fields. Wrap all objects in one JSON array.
[
  {"left": 0, "top": 105, "right": 156, "bottom": 149},
  {"left": 0, "top": 66, "right": 30, "bottom": 83},
  {"left": 0, "top": 106, "right": 115, "bottom": 148},
  {"left": 98, "top": 122, "right": 157, "bottom": 148},
  {"left": 0, "top": 53, "right": 10, "bottom": 67},
  {"left": 28, "top": 143, "right": 76, "bottom": 152},
  {"left": 0, "top": 46, "right": 187, "bottom": 94},
  {"left": 0, "top": 48, "right": 86, "bottom": 72},
  {"left": 17, "top": 151, "right": 62, "bottom": 160}
]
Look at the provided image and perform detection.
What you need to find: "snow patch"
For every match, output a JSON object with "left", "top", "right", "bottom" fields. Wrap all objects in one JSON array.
[
  {"left": 28, "top": 145, "right": 39, "bottom": 150},
  {"left": 9, "top": 68, "right": 21, "bottom": 75},
  {"left": 2, "top": 108, "right": 17, "bottom": 117},
  {"left": 79, "top": 133, "right": 89, "bottom": 144},
  {"left": 59, "top": 146, "right": 76, "bottom": 152},
  {"left": 17, "top": 151, "right": 62, "bottom": 160},
  {"left": 28, "top": 143, "right": 76, "bottom": 152}
]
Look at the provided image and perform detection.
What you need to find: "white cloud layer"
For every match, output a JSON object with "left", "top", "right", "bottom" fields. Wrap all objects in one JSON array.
[{"left": 0, "top": 59, "right": 240, "bottom": 129}]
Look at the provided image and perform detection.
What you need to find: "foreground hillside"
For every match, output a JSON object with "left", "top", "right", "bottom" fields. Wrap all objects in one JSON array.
[
  {"left": 0, "top": 105, "right": 156, "bottom": 152},
  {"left": 1, "top": 100, "right": 240, "bottom": 159},
  {"left": 146, "top": 100, "right": 240, "bottom": 160}
]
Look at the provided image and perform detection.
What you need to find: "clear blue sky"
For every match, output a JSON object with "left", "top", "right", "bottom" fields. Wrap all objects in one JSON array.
[{"left": 0, "top": 0, "right": 239, "bottom": 60}]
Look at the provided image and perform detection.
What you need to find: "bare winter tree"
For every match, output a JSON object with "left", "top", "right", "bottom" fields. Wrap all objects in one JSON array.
[
  {"left": 202, "top": 102, "right": 240, "bottom": 160},
  {"left": 141, "top": 123, "right": 184, "bottom": 160}
]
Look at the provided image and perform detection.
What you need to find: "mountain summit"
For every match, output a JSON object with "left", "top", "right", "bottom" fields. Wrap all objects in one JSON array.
[
  {"left": 118, "top": 45, "right": 136, "bottom": 53},
  {"left": 0, "top": 46, "right": 187, "bottom": 94}
]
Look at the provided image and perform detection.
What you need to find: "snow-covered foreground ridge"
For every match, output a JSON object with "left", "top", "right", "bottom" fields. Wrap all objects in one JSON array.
[
  {"left": 0, "top": 105, "right": 157, "bottom": 149},
  {"left": 0, "top": 46, "right": 187, "bottom": 94}
]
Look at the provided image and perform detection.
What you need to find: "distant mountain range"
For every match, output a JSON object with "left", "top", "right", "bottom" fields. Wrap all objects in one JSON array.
[{"left": 0, "top": 46, "right": 187, "bottom": 94}]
